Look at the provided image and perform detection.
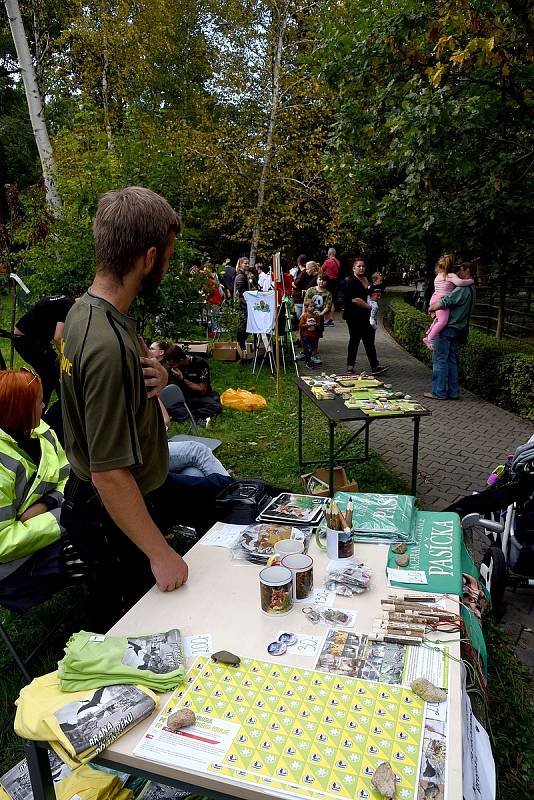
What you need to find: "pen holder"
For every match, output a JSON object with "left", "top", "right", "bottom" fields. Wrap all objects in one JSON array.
[{"left": 326, "top": 527, "right": 354, "bottom": 561}]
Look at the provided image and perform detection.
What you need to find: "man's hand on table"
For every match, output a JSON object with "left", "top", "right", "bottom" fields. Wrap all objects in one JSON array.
[
  {"left": 151, "top": 548, "right": 189, "bottom": 592},
  {"left": 139, "top": 337, "right": 168, "bottom": 398}
]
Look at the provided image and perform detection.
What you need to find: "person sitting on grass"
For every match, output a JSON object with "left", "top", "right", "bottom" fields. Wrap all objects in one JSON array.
[
  {"left": 165, "top": 345, "right": 222, "bottom": 424},
  {"left": 299, "top": 300, "right": 321, "bottom": 370},
  {"left": 148, "top": 341, "right": 169, "bottom": 364}
]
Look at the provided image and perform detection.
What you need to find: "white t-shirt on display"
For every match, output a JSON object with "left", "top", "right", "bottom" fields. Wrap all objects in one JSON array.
[{"left": 244, "top": 290, "right": 275, "bottom": 333}]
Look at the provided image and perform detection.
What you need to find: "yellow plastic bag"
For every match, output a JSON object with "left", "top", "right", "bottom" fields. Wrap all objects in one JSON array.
[{"left": 220, "top": 388, "right": 267, "bottom": 412}]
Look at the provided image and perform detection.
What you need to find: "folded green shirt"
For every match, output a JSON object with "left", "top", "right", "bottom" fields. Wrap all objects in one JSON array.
[{"left": 58, "top": 630, "right": 185, "bottom": 693}]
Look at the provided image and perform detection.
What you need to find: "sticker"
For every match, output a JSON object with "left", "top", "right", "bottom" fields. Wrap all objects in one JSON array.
[{"left": 89, "top": 635, "right": 106, "bottom": 642}]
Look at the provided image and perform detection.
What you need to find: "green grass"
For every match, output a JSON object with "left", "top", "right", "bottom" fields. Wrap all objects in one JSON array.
[{"left": 483, "top": 619, "right": 534, "bottom": 800}]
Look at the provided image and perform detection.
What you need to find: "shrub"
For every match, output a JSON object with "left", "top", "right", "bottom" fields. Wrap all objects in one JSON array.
[{"left": 385, "top": 296, "right": 534, "bottom": 420}]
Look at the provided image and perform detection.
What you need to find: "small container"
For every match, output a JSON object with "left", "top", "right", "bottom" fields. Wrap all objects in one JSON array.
[
  {"left": 326, "top": 527, "right": 354, "bottom": 561},
  {"left": 281, "top": 553, "right": 314, "bottom": 601},
  {"left": 259, "top": 566, "right": 294, "bottom": 616}
]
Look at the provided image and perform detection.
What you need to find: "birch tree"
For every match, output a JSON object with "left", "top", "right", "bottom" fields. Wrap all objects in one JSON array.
[
  {"left": 3, "top": 0, "right": 61, "bottom": 209},
  {"left": 248, "top": 3, "right": 289, "bottom": 270}
]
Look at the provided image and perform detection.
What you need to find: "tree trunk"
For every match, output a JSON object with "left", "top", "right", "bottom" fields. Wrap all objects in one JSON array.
[
  {"left": 4, "top": 0, "right": 62, "bottom": 210},
  {"left": 249, "top": 9, "right": 288, "bottom": 270}
]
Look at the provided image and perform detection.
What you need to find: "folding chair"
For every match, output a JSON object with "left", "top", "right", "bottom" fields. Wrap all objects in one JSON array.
[
  {"left": 0, "top": 588, "right": 87, "bottom": 683},
  {"left": 160, "top": 384, "right": 199, "bottom": 434},
  {"left": 0, "top": 534, "right": 88, "bottom": 682}
]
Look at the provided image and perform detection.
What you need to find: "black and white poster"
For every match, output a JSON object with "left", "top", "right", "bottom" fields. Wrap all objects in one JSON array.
[{"left": 55, "top": 685, "right": 155, "bottom": 755}]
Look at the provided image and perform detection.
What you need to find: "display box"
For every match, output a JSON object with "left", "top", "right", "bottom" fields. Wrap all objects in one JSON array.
[
  {"left": 178, "top": 341, "right": 211, "bottom": 355},
  {"left": 212, "top": 341, "right": 243, "bottom": 361},
  {"left": 301, "top": 466, "right": 359, "bottom": 497}
]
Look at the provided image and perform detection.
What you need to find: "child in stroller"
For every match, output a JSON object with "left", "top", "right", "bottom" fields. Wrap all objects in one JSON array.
[{"left": 446, "top": 435, "right": 534, "bottom": 606}]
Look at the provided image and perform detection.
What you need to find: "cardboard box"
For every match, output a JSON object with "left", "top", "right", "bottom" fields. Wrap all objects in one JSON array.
[
  {"left": 178, "top": 341, "right": 211, "bottom": 356},
  {"left": 212, "top": 341, "right": 242, "bottom": 361},
  {"left": 301, "top": 466, "right": 359, "bottom": 497}
]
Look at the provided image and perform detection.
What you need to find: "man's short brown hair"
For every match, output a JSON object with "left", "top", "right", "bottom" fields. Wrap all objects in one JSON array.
[{"left": 93, "top": 187, "right": 181, "bottom": 280}]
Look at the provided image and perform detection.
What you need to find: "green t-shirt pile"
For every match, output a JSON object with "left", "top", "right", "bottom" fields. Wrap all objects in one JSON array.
[
  {"left": 334, "top": 492, "right": 416, "bottom": 544},
  {"left": 58, "top": 630, "right": 185, "bottom": 693}
]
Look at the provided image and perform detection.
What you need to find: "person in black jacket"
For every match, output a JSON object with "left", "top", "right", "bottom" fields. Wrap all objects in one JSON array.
[
  {"left": 14, "top": 294, "right": 75, "bottom": 407},
  {"left": 165, "top": 345, "right": 222, "bottom": 422},
  {"left": 343, "top": 259, "right": 387, "bottom": 375}
]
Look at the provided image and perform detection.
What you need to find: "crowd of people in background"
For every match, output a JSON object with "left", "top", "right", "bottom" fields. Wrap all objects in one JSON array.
[{"left": 191, "top": 247, "right": 389, "bottom": 374}]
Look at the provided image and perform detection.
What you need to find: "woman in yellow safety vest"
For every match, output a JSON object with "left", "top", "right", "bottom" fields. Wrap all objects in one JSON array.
[{"left": 0, "top": 369, "right": 71, "bottom": 612}]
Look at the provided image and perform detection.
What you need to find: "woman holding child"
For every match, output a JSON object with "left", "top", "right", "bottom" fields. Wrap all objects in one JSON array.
[{"left": 342, "top": 258, "right": 387, "bottom": 375}]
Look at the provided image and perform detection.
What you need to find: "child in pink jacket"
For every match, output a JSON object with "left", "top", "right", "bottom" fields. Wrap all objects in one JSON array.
[{"left": 423, "top": 254, "right": 474, "bottom": 350}]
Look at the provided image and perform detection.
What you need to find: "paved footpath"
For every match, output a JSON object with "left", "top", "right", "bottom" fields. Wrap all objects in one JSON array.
[{"left": 306, "top": 301, "right": 534, "bottom": 674}]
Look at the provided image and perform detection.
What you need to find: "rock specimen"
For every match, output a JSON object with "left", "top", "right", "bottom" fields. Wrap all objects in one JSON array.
[
  {"left": 167, "top": 708, "right": 196, "bottom": 730},
  {"left": 392, "top": 543, "right": 407, "bottom": 554},
  {"left": 410, "top": 677, "right": 447, "bottom": 703},
  {"left": 371, "top": 761, "right": 396, "bottom": 798},
  {"left": 395, "top": 553, "right": 410, "bottom": 567},
  {"left": 211, "top": 650, "right": 241, "bottom": 666}
]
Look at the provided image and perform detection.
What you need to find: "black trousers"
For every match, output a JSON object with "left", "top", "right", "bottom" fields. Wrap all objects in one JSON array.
[
  {"left": 60, "top": 471, "right": 229, "bottom": 631},
  {"left": 0, "top": 540, "right": 66, "bottom": 613},
  {"left": 168, "top": 394, "right": 222, "bottom": 422},
  {"left": 345, "top": 317, "right": 378, "bottom": 370},
  {"left": 14, "top": 335, "right": 59, "bottom": 407},
  {"left": 236, "top": 303, "right": 248, "bottom": 349}
]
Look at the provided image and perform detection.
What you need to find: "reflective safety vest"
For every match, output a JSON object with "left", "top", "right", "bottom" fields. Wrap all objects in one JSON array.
[{"left": 0, "top": 420, "right": 69, "bottom": 576}]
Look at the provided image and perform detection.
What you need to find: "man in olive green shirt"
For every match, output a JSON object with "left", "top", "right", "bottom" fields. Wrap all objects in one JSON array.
[{"left": 61, "top": 187, "right": 188, "bottom": 629}]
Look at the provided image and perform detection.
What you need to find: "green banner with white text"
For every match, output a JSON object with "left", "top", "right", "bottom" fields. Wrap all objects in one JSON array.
[{"left": 387, "top": 511, "right": 463, "bottom": 595}]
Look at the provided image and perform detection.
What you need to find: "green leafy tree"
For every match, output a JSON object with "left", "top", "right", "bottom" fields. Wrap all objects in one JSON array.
[{"left": 319, "top": 0, "right": 534, "bottom": 318}]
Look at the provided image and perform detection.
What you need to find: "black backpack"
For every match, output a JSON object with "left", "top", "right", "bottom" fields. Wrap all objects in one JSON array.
[{"left": 216, "top": 479, "right": 284, "bottom": 525}]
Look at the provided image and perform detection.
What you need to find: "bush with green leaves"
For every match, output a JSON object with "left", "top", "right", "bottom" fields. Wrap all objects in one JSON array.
[{"left": 385, "top": 296, "right": 534, "bottom": 420}]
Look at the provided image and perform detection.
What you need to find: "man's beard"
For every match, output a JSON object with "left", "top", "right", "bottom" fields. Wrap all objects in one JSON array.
[{"left": 141, "top": 251, "right": 166, "bottom": 297}]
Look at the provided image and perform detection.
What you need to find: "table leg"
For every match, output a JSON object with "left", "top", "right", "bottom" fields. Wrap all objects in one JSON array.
[
  {"left": 298, "top": 388, "right": 303, "bottom": 469},
  {"left": 329, "top": 422, "right": 335, "bottom": 497},
  {"left": 412, "top": 415, "right": 420, "bottom": 496},
  {"left": 25, "top": 742, "right": 54, "bottom": 800}
]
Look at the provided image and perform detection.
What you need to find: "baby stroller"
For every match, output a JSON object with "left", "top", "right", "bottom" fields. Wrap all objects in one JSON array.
[{"left": 447, "top": 436, "right": 534, "bottom": 607}]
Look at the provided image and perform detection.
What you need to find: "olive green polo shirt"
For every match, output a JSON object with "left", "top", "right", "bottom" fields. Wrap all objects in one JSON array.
[{"left": 60, "top": 292, "right": 168, "bottom": 495}]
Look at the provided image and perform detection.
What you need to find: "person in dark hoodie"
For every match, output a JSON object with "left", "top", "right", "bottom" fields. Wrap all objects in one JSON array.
[{"left": 220, "top": 259, "right": 237, "bottom": 299}]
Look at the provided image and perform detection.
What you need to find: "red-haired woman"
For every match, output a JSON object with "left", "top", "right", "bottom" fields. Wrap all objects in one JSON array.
[{"left": 0, "top": 369, "right": 71, "bottom": 612}]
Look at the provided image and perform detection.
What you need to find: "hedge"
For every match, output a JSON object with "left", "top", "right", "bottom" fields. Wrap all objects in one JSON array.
[{"left": 384, "top": 296, "right": 534, "bottom": 421}]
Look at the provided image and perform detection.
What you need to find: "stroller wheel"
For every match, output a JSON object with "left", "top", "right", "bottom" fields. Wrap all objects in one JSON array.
[{"left": 480, "top": 546, "right": 506, "bottom": 610}]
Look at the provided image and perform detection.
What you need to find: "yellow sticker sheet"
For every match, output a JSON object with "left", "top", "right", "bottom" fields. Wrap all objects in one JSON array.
[{"left": 136, "top": 656, "right": 425, "bottom": 800}]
